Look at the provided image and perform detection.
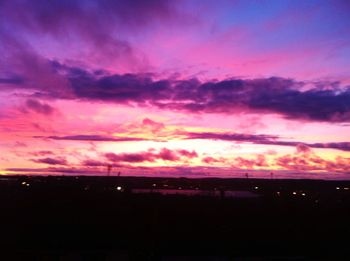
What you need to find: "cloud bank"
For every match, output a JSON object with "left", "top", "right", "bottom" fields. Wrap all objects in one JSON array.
[{"left": 22, "top": 63, "right": 350, "bottom": 123}]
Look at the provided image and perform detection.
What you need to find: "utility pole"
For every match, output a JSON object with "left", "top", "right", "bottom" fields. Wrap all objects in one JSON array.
[{"left": 107, "top": 164, "right": 112, "bottom": 176}]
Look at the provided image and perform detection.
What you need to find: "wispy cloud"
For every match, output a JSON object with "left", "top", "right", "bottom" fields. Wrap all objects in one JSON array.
[{"left": 35, "top": 135, "right": 147, "bottom": 142}]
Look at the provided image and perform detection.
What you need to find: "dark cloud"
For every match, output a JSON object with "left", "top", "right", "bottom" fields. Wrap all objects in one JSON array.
[
  {"left": 104, "top": 148, "right": 198, "bottom": 163},
  {"left": 309, "top": 142, "right": 350, "bottom": 151},
  {"left": 182, "top": 131, "right": 350, "bottom": 152},
  {"left": 105, "top": 151, "right": 156, "bottom": 163},
  {"left": 82, "top": 159, "right": 123, "bottom": 168},
  {"left": 68, "top": 72, "right": 170, "bottom": 104},
  {"left": 46, "top": 64, "right": 350, "bottom": 122},
  {"left": 32, "top": 157, "right": 67, "bottom": 165},
  {"left": 82, "top": 160, "right": 107, "bottom": 167},
  {"left": 2, "top": 39, "right": 350, "bottom": 123},
  {"left": 25, "top": 99, "right": 54, "bottom": 115},
  {"left": 263, "top": 141, "right": 350, "bottom": 152},
  {"left": 183, "top": 131, "right": 277, "bottom": 143}
]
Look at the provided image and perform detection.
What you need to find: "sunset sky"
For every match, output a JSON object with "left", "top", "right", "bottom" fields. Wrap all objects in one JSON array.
[{"left": 1, "top": 0, "right": 350, "bottom": 179}]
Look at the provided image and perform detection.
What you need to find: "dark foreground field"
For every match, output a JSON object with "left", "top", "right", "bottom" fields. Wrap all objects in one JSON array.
[{"left": 1, "top": 176, "right": 350, "bottom": 260}]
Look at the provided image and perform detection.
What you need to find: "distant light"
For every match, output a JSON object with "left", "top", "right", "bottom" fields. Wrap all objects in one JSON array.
[
  {"left": 178, "top": 187, "right": 182, "bottom": 190},
  {"left": 344, "top": 187, "right": 349, "bottom": 190},
  {"left": 163, "top": 184, "right": 168, "bottom": 187},
  {"left": 116, "top": 186, "right": 122, "bottom": 191},
  {"left": 276, "top": 191, "right": 280, "bottom": 196},
  {"left": 21, "top": 182, "right": 26, "bottom": 185},
  {"left": 336, "top": 187, "right": 340, "bottom": 190},
  {"left": 152, "top": 183, "right": 157, "bottom": 187},
  {"left": 301, "top": 193, "right": 306, "bottom": 196},
  {"left": 254, "top": 186, "right": 259, "bottom": 190},
  {"left": 26, "top": 183, "right": 30, "bottom": 187},
  {"left": 293, "top": 192, "right": 297, "bottom": 195}
]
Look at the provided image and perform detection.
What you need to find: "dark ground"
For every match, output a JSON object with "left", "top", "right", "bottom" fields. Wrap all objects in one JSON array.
[{"left": 0, "top": 176, "right": 350, "bottom": 260}]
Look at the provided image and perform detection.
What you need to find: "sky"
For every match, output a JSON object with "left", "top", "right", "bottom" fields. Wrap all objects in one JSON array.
[{"left": 0, "top": 0, "right": 350, "bottom": 179}]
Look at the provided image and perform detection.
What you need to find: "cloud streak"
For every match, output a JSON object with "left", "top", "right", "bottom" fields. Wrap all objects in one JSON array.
[
  {"left": 35, "top": 135, "right": 147, "bottom": 142},
  {"left": 182, "top": 131, "right": 350, "bottom": 152},
  {"left": 32, "top": 157, "right": 67, "bottom": 165},
  {"left": 34, "top": 127, "right": 350, "bottom": 152}
]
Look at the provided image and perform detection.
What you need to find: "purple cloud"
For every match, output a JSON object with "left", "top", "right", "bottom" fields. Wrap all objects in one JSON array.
[
  {"left": 183, "top": 131, "right": 278, "bottom": 143},
  {"left": 183, "top": 131, "right": 350, "bottom": 152},
  {"left": 45, "top": 64, "right": 350, "bottom": 122},
  {"left": 105, "top": 151, "right": 156, "bottom": 163},
  {"left": 2, "top": 44, "right": 350, "bottom": 123},
  {"left": 82, "top": 159, "right": 124, "bottom": 168},
  {"left": 25, "top": 99, "right": 54, "bottom": 115},
  {"left": 104, "top": 148, "right": 198, "bottom": 163},
  {"left": 32, "top": 157, "right": 67, "bottom": 165}
]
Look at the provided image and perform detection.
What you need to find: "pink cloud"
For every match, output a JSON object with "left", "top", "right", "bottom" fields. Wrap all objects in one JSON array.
[{"left": 104, "top": 148, "right": 198, "bottom": 164}]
